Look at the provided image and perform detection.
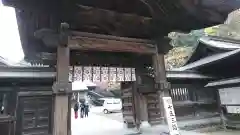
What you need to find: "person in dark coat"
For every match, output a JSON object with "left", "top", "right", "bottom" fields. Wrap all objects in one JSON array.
[
  {"left": 74, "top": 102, "right": 79, "bottom": 119},
  {"left": 84, "top": 103, "right": 89, "bottom": 117},
  {"left": 80, "top": 102, "right": 85, "bottom": 118}
]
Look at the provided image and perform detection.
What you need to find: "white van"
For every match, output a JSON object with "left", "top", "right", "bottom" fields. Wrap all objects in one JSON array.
[{"left": 99, "top": 98, "right": 122, "bottom": 114}]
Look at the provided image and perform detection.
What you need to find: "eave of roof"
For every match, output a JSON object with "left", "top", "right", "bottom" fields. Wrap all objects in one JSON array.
[
  {"left": 166, "top": 70, "right": 214, "bottom": 79},
  {"left": 0, "top": 67, "right": 214, "bottom": 80},
  {"left": 206, "top": 77, "right": 240, "bottom": 87},
  {"left": 174, "top": 49, "right": 240, "bottom": 71},
  {"left": 199, "top": 36, "right": 240, "bottom": 50},
  {"left": 0, "top": 67, "right": 55, "bottom": 79}
]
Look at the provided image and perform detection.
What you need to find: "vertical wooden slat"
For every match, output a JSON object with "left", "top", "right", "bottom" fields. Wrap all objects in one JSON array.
[
  {"left": 173, "top": 89, "right": 176, "bottom": 100},
  {"left": 176, "top": 89, "right": 179, "bottom": 101}
]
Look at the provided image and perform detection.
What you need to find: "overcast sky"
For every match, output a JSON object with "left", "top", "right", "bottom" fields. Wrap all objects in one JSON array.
[{"left": 0, "top": 1, "right": 24, "bottom": 63}]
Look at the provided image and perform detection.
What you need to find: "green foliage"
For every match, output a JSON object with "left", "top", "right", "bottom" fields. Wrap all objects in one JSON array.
[
  {"left": 165, "top": 30, "right": 204, "bottom": 69},
  {"left": 165, "top": 9, "right": 240, "bottom": 69},
  {"left": 165, "top": 46, "right": 193, "bottom": 70},
  {"left": 168, "top": 29, "right": 205, "bottom": 47}
]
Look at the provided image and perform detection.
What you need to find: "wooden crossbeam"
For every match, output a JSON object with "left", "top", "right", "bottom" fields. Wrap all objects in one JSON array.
[{"left": 69, "top": 31, "right": 156, "bottom": 54}]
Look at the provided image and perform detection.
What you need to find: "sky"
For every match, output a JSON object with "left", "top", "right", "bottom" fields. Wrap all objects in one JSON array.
[{"left": 0, "top": 1, "right": 24, "bottom": 63}]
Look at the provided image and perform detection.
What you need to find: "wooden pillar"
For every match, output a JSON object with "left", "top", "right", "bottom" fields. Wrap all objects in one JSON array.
[
  {"left": 139, "top": 94, "right": 149, "bottom": 122},
  {"left": 133, "top": 77, "right": 141, "bottom": 131},
  {"left": 52, "top": 23, "right": 72, "bottom": 135},
  {"left": 152, "top": 43, "right": 170, "bottom": 124},
  {"left": 135, "top": 71, "right": 149, "bottom": 126}
]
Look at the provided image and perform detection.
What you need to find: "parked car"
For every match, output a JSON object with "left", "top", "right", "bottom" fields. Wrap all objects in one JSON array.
[{"left": 99, "top": 98, "right": 122, "bottom": 114}]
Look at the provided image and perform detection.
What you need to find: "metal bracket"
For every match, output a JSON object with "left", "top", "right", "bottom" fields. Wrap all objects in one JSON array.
[
  {"left": 52, "top": 82, "right": 72, "bottom": 94},
  {"left": 155, "top": 81, "right": 171, "bottom": 90}
]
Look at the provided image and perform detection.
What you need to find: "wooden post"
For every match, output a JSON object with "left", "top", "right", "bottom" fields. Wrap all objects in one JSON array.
[
  {"left": 139, "top": 94, "right": 149, "bottom": 123},
  {"left": 133, "top": 77, "right": 141, "bottom": 131},
  {"left": 135, "top": 71, "right": 150, "bottom": 126},
  {"left": 152, "top": 45, "right": 170, "bottom": 124},
  {"left": 53, "top": 23, "right": 71, "bottom": 135}
]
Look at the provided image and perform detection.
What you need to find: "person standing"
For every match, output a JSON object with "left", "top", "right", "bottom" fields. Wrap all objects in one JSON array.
[
  {"left": 84, "top": 103, "right": 89, "bottom": 117},
  {"left": 80, "top": 102, "right": 85, "bottom": 118},
  {"left": 74, "top": 102, "right": 79, "bottom": 119}
]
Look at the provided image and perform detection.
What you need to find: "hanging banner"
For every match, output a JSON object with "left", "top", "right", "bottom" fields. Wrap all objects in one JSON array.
[
  {"left": 131, "top": 68, "right": 136, "bottom": 81},
  {"left": 71, "top": 66, "right": 136, "bottom": 82},
  {"left": 124, "top": 68, "right": 132, "bottom": 81},
  {"left": 117, "top": 68, "right": 124, "bottom": 81},
  {"left": 162, "top": 97, "right": 180, "bottom": 135},
  {"left": 83, "top": 66, "right": 92, "bottom": 80},
  {"left": 74, "top": 66, "right": 83, "bottom": 81},
  {"left": 101, "top": 67, "right": 109, "bottom": 82},
  {"left": 92, "top": 66, "right": 101, "bottom": 82},
  {"left": 109, "top": 67, "right": 117, "bottom": 82}
]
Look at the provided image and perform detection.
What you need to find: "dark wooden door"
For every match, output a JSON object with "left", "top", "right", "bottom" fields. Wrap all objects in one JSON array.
[{"left": 16, "top": 92, "right": 52, "bottom": 135}]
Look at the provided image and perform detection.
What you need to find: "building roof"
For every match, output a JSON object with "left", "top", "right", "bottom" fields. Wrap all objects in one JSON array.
[
  {"left": 185, "top": 36, "right": 240, "bottom": 65},
  {"left": 2, "top": 0, "right": 239, "bottom": 63}
]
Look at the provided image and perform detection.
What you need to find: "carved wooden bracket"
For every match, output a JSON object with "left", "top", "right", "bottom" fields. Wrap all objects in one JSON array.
[
  {"left": 34, "top": 23, "right": 70, "bottom": 47},
  {"left": 154, "top": 37, "right": 172, "bottom": 54}
]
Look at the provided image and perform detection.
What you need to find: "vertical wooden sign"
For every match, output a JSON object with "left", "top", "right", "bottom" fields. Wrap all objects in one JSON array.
[{"left": 162, "top": 97, "right": 180, "bottom": 135}]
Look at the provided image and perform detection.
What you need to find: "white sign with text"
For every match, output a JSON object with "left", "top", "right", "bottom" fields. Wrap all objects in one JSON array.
[{"left": 163, "top": 97, "right": 180, "bottom": 135}]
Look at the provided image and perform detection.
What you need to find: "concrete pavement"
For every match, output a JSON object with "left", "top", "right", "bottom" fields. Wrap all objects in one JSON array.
[{"left": 71, "top": 108, "right": 240, "bottom": 135}]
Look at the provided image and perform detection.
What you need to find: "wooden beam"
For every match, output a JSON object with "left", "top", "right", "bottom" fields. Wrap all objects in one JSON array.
[
  {"left": 71, "top": 5, "right": 155, "bottom": 38},
  {"left": 69, "top": 31, "right": 156, "bottom": 54}
]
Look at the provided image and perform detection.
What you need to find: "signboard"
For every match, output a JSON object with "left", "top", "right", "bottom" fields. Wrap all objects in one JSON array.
[{"left": 163, "top": 97, "right": 180, "bottom": 135}]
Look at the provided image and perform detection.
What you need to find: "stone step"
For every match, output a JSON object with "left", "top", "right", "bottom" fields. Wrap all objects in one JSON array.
[{"left": 149, "top": 120, "right": 162, "bottom": 126}]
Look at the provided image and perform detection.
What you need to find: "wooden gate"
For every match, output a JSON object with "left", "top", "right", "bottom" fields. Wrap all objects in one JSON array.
[{"left": 15, "top": 92, "right": 52, "bottom": 135}]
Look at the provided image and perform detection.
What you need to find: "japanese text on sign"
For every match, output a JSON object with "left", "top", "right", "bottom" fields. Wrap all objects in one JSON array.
[{"left": 163, "top": 97, "right": 180, "bottom": 135}]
